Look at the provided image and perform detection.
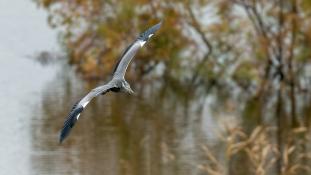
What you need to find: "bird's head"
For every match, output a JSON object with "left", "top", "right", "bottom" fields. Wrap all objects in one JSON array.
[{"left": 122, "top": 81, "right": 134, "bottom": 94}]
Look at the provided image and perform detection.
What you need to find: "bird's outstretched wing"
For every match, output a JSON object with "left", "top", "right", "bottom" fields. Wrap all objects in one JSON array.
[
  {"left": 60, "top": 22, "right": 162, "bottom": 143},
  {"left": 112, "top": 22, "right": 162, "bottom": 78},
  {"left": 59, "top": 83, "right": 115, "bottom": 143}
]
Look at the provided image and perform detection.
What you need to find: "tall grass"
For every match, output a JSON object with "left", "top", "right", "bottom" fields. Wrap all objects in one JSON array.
[{"left": 198, "top": 126, "right": 311, "bottom": 175}]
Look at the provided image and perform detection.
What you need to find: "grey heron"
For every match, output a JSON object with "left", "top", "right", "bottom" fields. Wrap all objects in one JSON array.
[{"left": 59, "top": 22, "right": 162, "bottom": 143}]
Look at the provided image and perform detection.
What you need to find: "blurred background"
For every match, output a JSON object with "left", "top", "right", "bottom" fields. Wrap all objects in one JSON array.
[{"left": 1, "top": 0, "right": 311, "bottom": 174}]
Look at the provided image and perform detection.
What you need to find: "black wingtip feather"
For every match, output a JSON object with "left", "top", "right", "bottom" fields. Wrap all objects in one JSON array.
[
  {"left": 137, "top": 21, "right": 162, "bottom": 41},
  {"left": 59, "top": 105, "right": 84, "bottom": 143}
]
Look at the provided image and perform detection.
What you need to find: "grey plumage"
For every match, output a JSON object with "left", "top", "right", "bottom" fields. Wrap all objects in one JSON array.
[
  {"left": 113, "top": 21, "right": 162, "bottom": 78},
  {"left": 59, "top": 22, "right": 162, "bottom": 143},
  {"left": 112, "top": 42, "right": 142, "bottom": 78}
]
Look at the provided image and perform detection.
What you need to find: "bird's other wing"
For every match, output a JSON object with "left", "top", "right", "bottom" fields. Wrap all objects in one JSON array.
[
  {"left": 59, "top": 83, "right": 115, "bottom": 143},
  {"left": 112, "top": 21, "right": 162, "bottom": 79},
  {"left": 137, "top": 21, "right": 162, "bottom": 42}
]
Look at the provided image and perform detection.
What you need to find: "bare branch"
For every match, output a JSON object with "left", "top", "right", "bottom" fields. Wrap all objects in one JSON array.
[{"left": 183, "top": 1, "right": 213, "bottom": 86}]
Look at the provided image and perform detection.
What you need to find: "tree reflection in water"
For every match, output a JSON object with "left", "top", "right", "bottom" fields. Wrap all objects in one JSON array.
[
  {"left": 30, "top": 63, "right": 311, "bottom": 175},
  {"left": 30, "top": 63, "right": 216, "bottom": 175}
]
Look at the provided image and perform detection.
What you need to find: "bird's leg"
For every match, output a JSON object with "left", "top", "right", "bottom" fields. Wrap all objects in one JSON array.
[
  {"left": 125, "top": 86, "right": 134, "bottom": 94},
  {"left": 121, "top": 80, "right": 135, "bottom": 94}
]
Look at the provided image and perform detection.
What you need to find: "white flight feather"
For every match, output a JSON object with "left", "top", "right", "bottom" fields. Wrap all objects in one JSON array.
[
  {"left": 139, "top": 40, "right": 146, "bottom": 47},
  {"left": 76, "top": 114, "right": 81, "bottom": 120}
]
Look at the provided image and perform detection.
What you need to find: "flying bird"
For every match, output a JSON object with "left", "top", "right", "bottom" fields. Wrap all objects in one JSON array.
[{"left": 59, "top": 22, "right": 162, "bottom": 143}]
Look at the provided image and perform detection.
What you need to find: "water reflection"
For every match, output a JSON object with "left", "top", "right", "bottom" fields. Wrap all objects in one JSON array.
[
  {"left": 25, "top": 61, "right": 310, "bottom": 175},
  {"left": 30, "top": 63, "right": 224, "bottom": 175},
  {"left": 30, "top": 62, "right": 311, "bottom": 175}
]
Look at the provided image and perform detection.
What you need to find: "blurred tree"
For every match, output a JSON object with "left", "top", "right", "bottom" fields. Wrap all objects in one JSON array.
[
  {"left": 229, "top": 0, "right": 311, "bottom": 126},
  {"left": 35, "top": 0, "right": 311, "bottom": 117},
  {"left": 35, "top": 0, "right": 193, "bottom": 80}
]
